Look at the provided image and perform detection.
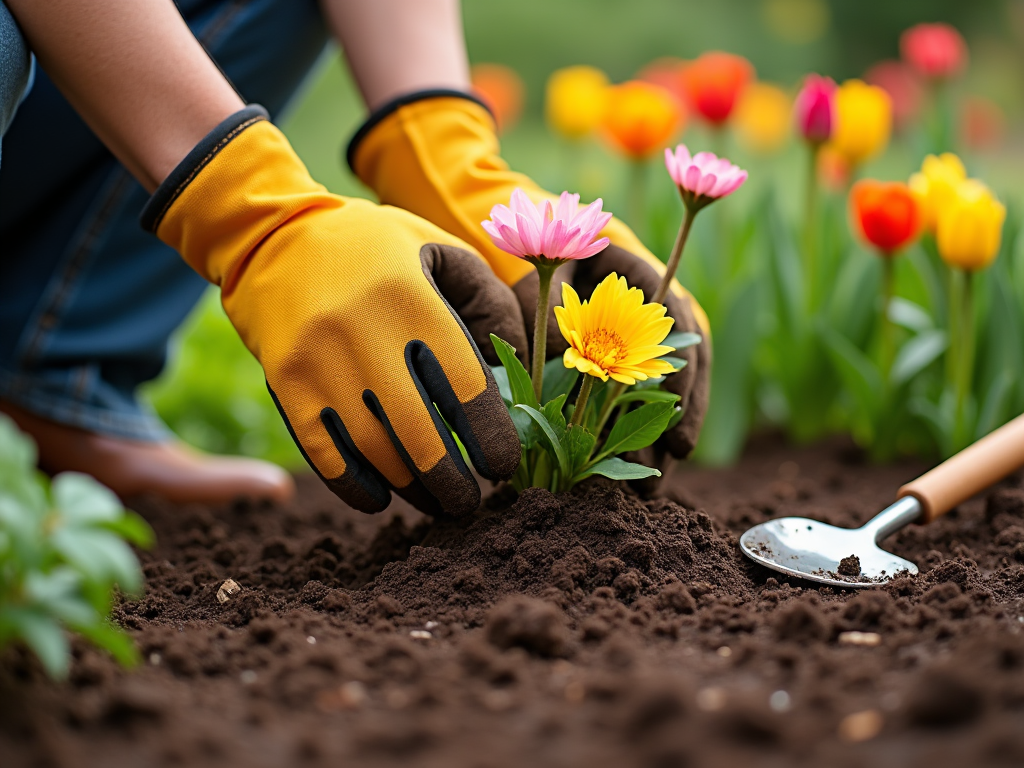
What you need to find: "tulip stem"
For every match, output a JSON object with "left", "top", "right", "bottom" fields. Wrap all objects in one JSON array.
[
  {"left": 654, "top": 206, "right": 695, "bottom": 306},
  {"left": 803, "top": 143, "right": 821, "bottom": 310},
  {"left": 880, "top": 257, "right": 896, "bottom": 383},
  {"left": 568, "top": 375, "right": 596, "bottom": 429},
  {"left": 627, "top": 159, "right": 649, "bottom": 240},
  {"left": 532, "top": 263, "right": 558, "bottom": 401},
  {"left": 954, "top": 270, "right": 975, "bottom": 448}
]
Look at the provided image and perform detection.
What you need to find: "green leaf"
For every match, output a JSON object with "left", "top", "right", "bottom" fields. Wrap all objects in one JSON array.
[
  {"left": 52, "top": 472, "right": 122, "bottom": 525},
  {"left": 490, "top": 365, "right": 512, "bottom": 403},
  {"left": 658, "top": 356, "right": 688, "bottom": 372},
  {"left": 888, "top": 297, "right": 933, "bottom": 333},
  {"left": 891, "top": 330, "right": 947, "bottom": 387},
  {"left": 3, "top": 608, "right": 70, "bottom": 678},
  {"left": 71, "top": 622, "right": 139, "bottom": 668},
  {"left": 819, "top": 325, "right": 883, "bottom": 420},
  {"left": 542, "top": 358, "right": 579, "bottom": 404},
  {"left": 597, "top": 401, "right": 675, "bottom": 459},
  {"left": 976, "top": 370, "right": 1014, "bottom": 441},
  {"left": 51, "top": 529, "right": 144, "bottom": 596},
  {"left": 542, "top": 394, "right": 568, "bottom": 434},
  {"left": 613, "top": 390, "right": 681, "bottom": 407},
  {"left": 564, "top": 425, "right": 597, "bottom": 478},
  {"left": 576, "top": 457, "right": 662, "bottom": 482},
  {"left": 514, "top": 405, "right": 569, "bottom": 477},
  {"left": 662, "top": 331, "right": 702, "bottom": 351},
  {"left": 97, "top": 511, "right": 155, "bottom": 549},
  {"left": 490, "top": 334, "right": 538, "bottom": 409}
]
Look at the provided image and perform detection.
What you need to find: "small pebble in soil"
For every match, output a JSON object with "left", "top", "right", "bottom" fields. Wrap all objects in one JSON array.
[
  {"left": 424, "top": 621, "right": 439, "bottom": 630},
  {"left": 409, "top": 630, "right": 432, "bottom": 640},
  {"left": 149, "top": 653, "right": 162, "bottom": 666},
  {"left": 838, "top": 631, "right": 881, "bottom": 647},
  {"left": 716, "top": 646, "right": 732, "bottom": 658},
  {"left": 216, "top": 578, "right": 241, "bottom": 603},
  {"left": 769, "top": 690, "right": 792, "bottom": 712},
  {"left": 838, "top": 709, "right": 884, "bottom": 742},
  {"left": 696, "top": 687, "right": 727, "bottom": 712},
  {"left": 306, "top": 636, "right": 316, "bottom": 645},
  {"left": 240, "top": 670, "right": 257, "bottom": 685},
  {"left": 837, "top": 555, "right": 861, "bottom": 577}
]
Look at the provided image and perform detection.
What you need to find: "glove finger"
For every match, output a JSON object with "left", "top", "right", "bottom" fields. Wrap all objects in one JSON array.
[
  {"left": 268, "top": 386, "right": 392, "bottom": 513},
  {"left": 422, "top": 243, "right": 529, "bottom": 366},
  {"left": 510, "top": 261, "right": 579, "bottom": 361}
]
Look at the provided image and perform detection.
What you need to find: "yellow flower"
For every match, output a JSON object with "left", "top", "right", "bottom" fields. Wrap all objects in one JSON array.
[
  {"left": 827, "top": 79, "right": 892, "bottom": 167},
  {"left": 908, "top": 153, "right": 967, "bottom": 234},
  {"left": 733, "top": 82, "right": 791, "bottom": 154},
  {"left": 545, "top": 66, "right": 610, "bottom": 140},
  {"left": 936, "top": 180, "right": 1005, "bottom": 272},
  {"left": 554, "top": 273, "right": 676, "bottom": 385}
]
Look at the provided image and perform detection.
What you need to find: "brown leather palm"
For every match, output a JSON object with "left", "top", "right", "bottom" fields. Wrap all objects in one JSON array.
[{"left": 512, "top": 245, "right": 711, "bottom": 458}]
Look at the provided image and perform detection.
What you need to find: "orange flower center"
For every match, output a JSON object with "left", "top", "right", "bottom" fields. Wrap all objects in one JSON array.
[{"left": 582, "top": 328, "right": 626, "bottom": 369}]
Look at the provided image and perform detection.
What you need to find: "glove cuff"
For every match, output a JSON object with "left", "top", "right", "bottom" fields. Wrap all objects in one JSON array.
[
  {"left": 346, "top": 89, "right": 492, "bottom": 173},
  {"left": 140, "top": 104, "right": 269, "bottom": 233}
]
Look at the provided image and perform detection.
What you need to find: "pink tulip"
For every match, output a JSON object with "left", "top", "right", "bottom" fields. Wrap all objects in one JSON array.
[
  {"left": 482, "top": 188, "right": 612, "bottom": 263},
  {"left": 793, "top": 74, "right": 836, "bottom": 145},
  {"left": 664, "top": 144, "right": 747, "bottom": 211},
  {"left": 900, "top": 23, "right": 967, "bottom": 80}
]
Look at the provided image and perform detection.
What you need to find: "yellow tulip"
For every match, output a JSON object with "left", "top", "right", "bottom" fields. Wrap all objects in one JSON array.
[
  {"left": 545, "top": 66, "right": 610, "bottom": 140},
  {"left": 936, "top": 180, "right": 1005, "bottom": 272},
  {"left": 908, "top": 153, "right": 967, "bottom": 234},
  {"left": 733, "top": 82, "right": 791, "bottom": 154},
  {"left": 827, "top": 79, "right": 892, "bottom": 167}
]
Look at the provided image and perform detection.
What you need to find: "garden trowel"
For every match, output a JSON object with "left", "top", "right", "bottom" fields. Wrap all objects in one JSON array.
[{"left": 741, "top": 413, "right": 1024, "bottom": 588}]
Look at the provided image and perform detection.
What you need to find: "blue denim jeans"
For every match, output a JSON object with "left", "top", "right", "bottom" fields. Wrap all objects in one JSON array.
[
  {"left": 0, "top": 0, "right": 32, "bottom": 162},
  {"left": 0, "top": 0, "right": 328, "bottom": 440}
]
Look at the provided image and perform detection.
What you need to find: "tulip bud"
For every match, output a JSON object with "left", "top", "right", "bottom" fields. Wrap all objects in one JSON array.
[
  {"left": 681, "top": 52, "right": 754, "bottom": 126},
  {"left": 908, "top": 153, "right": 967, "bottom": 234},
  {"left": 827, "top": 80, "right": 892, "bottom": 168},
  {"left": 793, "top": 74, "right": 835, "bottom": 144},
  {"left": 545, "top": 66, "right": 610, "bottom": 140},
  {"left": 900, "top": 23, "right": 968, "bottom": 81},
  {"left": 936, "top": 181, "right": 1005, "bottom": 272},
  {"left": 850, "top": 180, "right": 922, "bottom": 256},
  {"left": 602, "top": 81, "right": 682, "bottom": 160}
]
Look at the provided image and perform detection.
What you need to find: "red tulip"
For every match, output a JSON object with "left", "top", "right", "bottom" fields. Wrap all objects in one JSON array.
[
  {"left": 900, "top": 23, "right": 968, "bottom": 80},
  {"left": 793, "top": 74, "right": 835, "bottom": 144},
  {"left": 850, "top": 180, "right": 922, "bottom": 256},
  {"left": 865, "top": 61, "right": 924, "bottom": 132},
  {"left": 681, "top": 52, "right": 754, "bottom": 126}
]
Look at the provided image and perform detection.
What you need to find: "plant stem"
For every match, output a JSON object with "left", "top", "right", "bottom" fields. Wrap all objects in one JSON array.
[
  {"left": 568, "top": 375, "right": 596, "bottom": 428},
  {"left": 653, "top": 206, "right": 695, "bottom": 306},
  {"left": 532, "top": 263, "right": 557, "bottom": 401},
  {"left": 880, "top": 256, "right": 896, "bottom": 383},
  {"left": 945, "top": 266, "right": 961, "bottom": 391},
  {"left": 955, "top": 270, "right": 975, "bottom": 445},
  {"left": 803, "top": 143, "right": 821, "bottom": 312},
  {"left": 593, "top": 381, "right": 627, "bottom": 437},
  {"left": 626, "top": 159, "right": 648, "bottom": 240}
]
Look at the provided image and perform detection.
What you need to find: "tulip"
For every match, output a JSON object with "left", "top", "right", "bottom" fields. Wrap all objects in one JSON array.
[
  {"left": 602, "top": 81, "right": 682, "bottom": 160},
  {"left": 793, "top": 74, "right": 835, "bottom": 145},
  {"left": 935, "top": 180, "right": 1004, "bottom": 273},
  {"left": 471, "top": 64, "right": 525, "bottom": 134},
  {"left": 545, "top": 66, "right": 610, "bottom": 140},
  {"left": 900, "top": 23, "right": 968, "bottom": 81},
  {"left": 827, "top": 80, "right": 892, "bottom": 169},
  {"left": 681, "top": 52, "right": 754, "bottom": 127},
  {"left": 865, "top": 61, "right": 924, "bottom": 133},
  {"left": 908, "top": 153, "right": 967, "bottom": 235},
  {"left": 638, "top": 57, "right": 688, "bottom": 111},
  {"left": 850, "top": 180, "right": 921, "bottom": 256},
  {"left": 733, "top": 82, "right": 791, "bottom": 154}
]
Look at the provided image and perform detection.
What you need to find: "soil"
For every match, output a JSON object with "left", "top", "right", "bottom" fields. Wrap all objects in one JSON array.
[{"left": 4, "top": 432, "right": 1024, "bottom": 768}]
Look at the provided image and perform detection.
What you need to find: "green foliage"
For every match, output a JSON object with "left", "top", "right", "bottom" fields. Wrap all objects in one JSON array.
[{"left": 0, "top": 415, "right": 153, "bottom": 678}]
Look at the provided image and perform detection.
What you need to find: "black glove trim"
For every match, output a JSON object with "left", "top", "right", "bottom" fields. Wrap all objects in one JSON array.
[
  {"left": 345, "top": 89, "right": 493, "bottom": 174},
  {"left": 140, "top": 104, "right": 270, "bottom": 233}
]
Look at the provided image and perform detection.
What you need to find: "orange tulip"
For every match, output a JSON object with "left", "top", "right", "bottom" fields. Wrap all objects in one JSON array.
[
  {"left": 681, "top": 52, "right": 754, "bottom": 126},
  {"left": 850, "top": 180, "right": 922, "bottom": 255},
  {"left": 470, "top": 63, "right": 525, "bottom": 134},
  {"left": 602, "top": 81, "right": 682, "bottom": 159}
]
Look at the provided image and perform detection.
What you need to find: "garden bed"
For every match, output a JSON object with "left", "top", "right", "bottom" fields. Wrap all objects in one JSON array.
[{"left": 3, "top": 433, "right": 1024, "bottom": 768}]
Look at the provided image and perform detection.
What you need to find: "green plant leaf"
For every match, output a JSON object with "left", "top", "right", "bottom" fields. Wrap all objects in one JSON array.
[
  {"left": 658, "top": 357, "right": 688, "bottom": 372},
  {"left": 3, "top": 608, "right": 70, "bottom": 679},
  {"left": 976, "top": 370, "right": 1014, "bottom": 441},
  {"left": 97, "top": 511, "right": 155, "bottom": 549},
  {"left": 662, "top": 331, "right": 702, "bottom": 351},
  {"left": 52, "top": 472, "right": 122, "bottom": 525},
  {"left": 490, "top": 334, "right": 537, "bottom": 409},
  {"left": 613, "top": 390, "right": 682, "bottom": 407},
  {"left": 542, "top": 358, "right": 579, "bottom": 404},
  {"left": 72, "top": 621, "right": 139, "bottom": 668},
  {"left": 490, "top": 365, "right": 512, "bottom": 403},
  {"left": 597, "top": 401, "right": 675, "bottom": 459},
  {"left": 890, "top": 330, "right": 947, "bottom": 387},
  {"left": 51, "top": 529, "right": 144, "bottom": 596},
  {"left": 564, "top": 425, "right": 597, "bottom": 479},
  {"left": 576, "top": 457, "right": 662, "bottom": 482},
  {"left": 542, "top": 394, "right": 568, "bottom": 434},
  {"left": 514, "top": 405, "right": 569, "bottom": 477},
  {"left": 819, "top": 325, "right": 883, "bottom": 420},
  {"left": 888, "top": 297, "right": 933, "bottom": 333}
]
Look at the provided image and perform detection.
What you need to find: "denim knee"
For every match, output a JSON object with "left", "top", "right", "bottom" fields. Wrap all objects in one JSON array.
[{"left": 0, "top": 1, "right": 33, "bottom": 144}]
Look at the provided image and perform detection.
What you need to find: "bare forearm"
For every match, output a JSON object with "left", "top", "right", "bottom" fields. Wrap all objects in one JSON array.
[
  {"left": 322, "top": 0, "right": 470, "bottom": 110},
  {"left": 6, "top": 0, "right": 243, "bottom": 191}
]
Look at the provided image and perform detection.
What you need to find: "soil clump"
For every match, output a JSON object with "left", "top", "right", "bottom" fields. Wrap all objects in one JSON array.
[{"left": 3, "top": 432, "right": 1024, "bottom": 767}]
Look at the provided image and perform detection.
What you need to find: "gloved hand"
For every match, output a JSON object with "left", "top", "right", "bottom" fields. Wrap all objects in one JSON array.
[
  {"left": 348, "top": 92, "right": 711, "bottom": 457},
  {"left": 141, "top": 106, "right": 526, "bottom": 517}
]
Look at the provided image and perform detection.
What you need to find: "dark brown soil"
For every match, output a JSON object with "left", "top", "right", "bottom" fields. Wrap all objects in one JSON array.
[{"left": 4, "top": 433, "right": 1024, "bottom": 768}]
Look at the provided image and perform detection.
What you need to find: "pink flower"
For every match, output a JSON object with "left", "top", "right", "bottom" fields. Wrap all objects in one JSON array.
[
  {"left": 482, "top": 188, "right": 612, "bottom": 264},
  {"left": 793, "top": 74, "right": 836, "bottom": 145},
  {"left": 664, "top": 144, "right": 747, "bottom": 211},
  {"left": 900, "top": 23, "right": 967, "bottom": 80}
]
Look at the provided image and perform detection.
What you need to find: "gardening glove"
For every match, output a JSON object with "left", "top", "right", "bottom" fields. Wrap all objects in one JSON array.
[
  {"left": 348, "top": 91, "right": 711, "bottom": 457},
  {"left": 140, "top": 105, "right": 526, "bottom": 518}
]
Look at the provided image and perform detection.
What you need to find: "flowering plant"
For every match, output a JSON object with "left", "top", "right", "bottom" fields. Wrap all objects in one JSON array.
[{"left": 483, "top": 189, "right": 701, "bottom": 492}]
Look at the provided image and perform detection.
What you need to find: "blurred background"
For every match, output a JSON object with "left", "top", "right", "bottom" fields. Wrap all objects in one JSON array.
[{"left": 144, "top": 0, "right": 1024, "bottom": 469}]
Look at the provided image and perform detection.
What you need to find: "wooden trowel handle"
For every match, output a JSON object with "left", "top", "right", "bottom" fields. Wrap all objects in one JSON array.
[{"left": 898, "top": 413, "right": 1024, "bottom": 523}]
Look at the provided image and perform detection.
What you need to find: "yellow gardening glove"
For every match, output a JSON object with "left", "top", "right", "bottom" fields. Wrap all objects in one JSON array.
[
  {"left": 348, "top": 92, "right": 711, "bottom": 457},
  {"left": 141, "top": 106, "right": 526, "bottom": 517}
]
